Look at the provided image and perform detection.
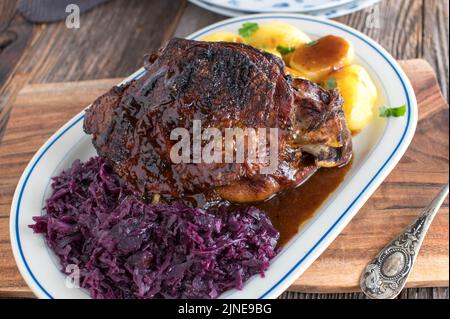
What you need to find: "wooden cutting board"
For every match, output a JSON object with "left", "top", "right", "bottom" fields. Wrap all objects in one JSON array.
[{"left": 0, "top": 59, "right": 448, "bottom": 298}]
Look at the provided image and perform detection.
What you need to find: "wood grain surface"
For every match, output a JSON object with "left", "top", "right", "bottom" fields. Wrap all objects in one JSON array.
[
  {"left": 0, "top": 0, "right": 448, "bottom": 299},
  {"left": 0, "top": 59, "right": 447, "bottom": 298}
]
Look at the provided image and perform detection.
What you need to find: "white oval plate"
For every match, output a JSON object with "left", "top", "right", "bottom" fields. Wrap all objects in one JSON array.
[
  {"left": 189, "top": 0, "right": 381, "bottom": 18},
  {"left": 10, "top": 14, "right": 417, "bottom": 299},
  {"left": 201, "top": 0, "right": 356, "bottom": 13}
]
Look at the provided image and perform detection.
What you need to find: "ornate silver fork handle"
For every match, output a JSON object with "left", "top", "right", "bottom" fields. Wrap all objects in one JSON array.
[{"left": 360, "top": 184, "right": 449, "bottom": 299}]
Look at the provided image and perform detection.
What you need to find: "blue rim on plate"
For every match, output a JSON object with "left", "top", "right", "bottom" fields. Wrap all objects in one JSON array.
[{"left": 11, "top": 14, "right": 416, "bottom": 299}]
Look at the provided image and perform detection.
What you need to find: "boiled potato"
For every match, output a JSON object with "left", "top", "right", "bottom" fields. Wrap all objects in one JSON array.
[
  {"left": 285, "top": 67, "right": 307, "bottom": 79},
  {"left": 246, "top": 22, "right": 311, "bottom": 52},
  {"left": 201, "top": 32, "right": 244, "bottom": 43},
  {"left": 282, "top": 52, "right": 294, "bottom": 66},
  {"left": 262, "top": 48, "right": 282, "bottom": 58},
  {"left": 325, "top": 64, "right": 378, "bottom": 132},
  {"left": 290, "top": 35, "right": 354, "bottom": 83}
]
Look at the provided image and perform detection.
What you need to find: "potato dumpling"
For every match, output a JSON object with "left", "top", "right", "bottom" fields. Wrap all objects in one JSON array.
[
  {"left": 201, "top": 32, "right": 244, "bottom": 43},
  {"left": 246, "top": 21, "right": 311, "bottom": 52},
  {"left": 325, "top": 64, "right": 378, "bottom": 132},
  {"left": 290, "top": 35, "right": 354, "bottom": 83}
]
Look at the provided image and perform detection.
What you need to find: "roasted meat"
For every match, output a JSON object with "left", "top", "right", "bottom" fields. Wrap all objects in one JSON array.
[{"left": 84, "top": 38, "right": 352, "bottom": 204}]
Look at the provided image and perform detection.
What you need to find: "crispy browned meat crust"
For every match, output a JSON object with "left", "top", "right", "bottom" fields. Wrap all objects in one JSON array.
[{"left": 84, "top": 38, "right": 352, "bottom": 203}]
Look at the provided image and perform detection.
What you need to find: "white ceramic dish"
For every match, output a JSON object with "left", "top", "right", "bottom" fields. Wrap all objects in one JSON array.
[
  {"left": 201, "top": 0, "right": 356, "bottom": 13},
  {"left": 189, "top": 0, "right": 381, "bottom": 18},
  {"left": 10, "top": 14, "right": 417, "bottom": 299}
]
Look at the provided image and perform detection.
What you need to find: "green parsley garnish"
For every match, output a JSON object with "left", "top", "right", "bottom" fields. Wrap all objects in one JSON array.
[
  {"left": 306, "top": 40, "right": 318, "bottom": 47},
  {"left": 276, "top": 45, "right": 296, "bottom": 55},
  {"left": 238, "top": 22, "right": 259, "bottom": 38},
  {"left": 379, "top": 105, "right": 407, "bottom": 117},
  {"left": 324, "top": 77, "right": 337, "bottom": 90}
]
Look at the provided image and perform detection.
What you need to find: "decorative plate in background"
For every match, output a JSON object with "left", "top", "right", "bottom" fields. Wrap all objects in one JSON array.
[
  {"left": 189, "top": 0, "right": 381, "bottom": 18},
  {"left": 201, "top": 0, "right": 356, "bottom": 13}
]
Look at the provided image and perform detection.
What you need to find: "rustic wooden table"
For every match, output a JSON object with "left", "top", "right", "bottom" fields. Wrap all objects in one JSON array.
[{"left": 0, "top": 0, "right": 448, "bottom": 299}]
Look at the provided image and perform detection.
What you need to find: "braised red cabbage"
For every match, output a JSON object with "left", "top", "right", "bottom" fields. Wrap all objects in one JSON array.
[{"left": 30, "top": 157, "right": 279, "bottom": 299}]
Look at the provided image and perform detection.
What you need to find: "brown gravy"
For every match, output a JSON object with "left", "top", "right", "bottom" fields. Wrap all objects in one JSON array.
[
  {"left": 256, "top": 162, "right": 352, "bottom": 247},
  {"left": 290, "top": 35, "right": 352, "bottom": 72}
]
